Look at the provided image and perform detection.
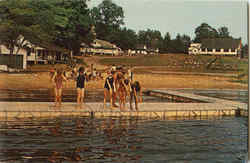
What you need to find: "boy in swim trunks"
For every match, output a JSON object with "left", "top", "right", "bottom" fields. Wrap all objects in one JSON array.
[{"left": 76, "top": 67, "right": 86, "bottom": 106}]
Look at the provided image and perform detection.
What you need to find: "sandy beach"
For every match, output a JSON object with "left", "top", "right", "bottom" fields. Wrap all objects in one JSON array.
[
  {"left": 0, "top": 55, "right": 247, "bottom": 91},
  {"left": 0, "top": 70, "right": 247, "bottom": 91}
]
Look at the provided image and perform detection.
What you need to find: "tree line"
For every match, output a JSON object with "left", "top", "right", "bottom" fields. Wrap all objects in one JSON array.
[{"left": 0, "top": 0, "right": 245, "bottom": 55}]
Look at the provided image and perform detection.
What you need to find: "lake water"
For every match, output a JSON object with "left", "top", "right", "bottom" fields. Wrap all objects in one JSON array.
[
  {"left": 0, "top": 116, "right": 247, "bottom": 163},
  {"left": 178, "top": 89, "right": 248, "bottom": 104},
  {"left": 0, "top": 89, "right": 248, "bottom": 104}
]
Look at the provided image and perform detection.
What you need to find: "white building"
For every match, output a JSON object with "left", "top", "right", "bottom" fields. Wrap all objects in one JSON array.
[
  {"left": 188, "top": 38, "right": 242, "bottom": 56},
  {"left": 128, "top": 45, "right": 159, "bottom": 56},
  {"left": 0, "top": 44, "right": 28, "bottom": 69},
  {"left": 80, "top": 39, "right": 122, "bottom": 56}
]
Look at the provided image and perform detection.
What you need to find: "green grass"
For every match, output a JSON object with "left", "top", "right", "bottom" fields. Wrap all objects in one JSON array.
[{"left": 99, "top": 54, "right": 248, "bottom": 73}]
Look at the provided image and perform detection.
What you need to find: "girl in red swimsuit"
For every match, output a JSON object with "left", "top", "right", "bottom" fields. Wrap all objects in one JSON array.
[{"left": 52, "top": 69, "right": 67, "bottom": 107}]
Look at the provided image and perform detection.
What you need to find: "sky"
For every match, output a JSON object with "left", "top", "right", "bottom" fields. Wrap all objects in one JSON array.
[{"left": 88, "top": 0, "right": 248, "bottom": 44}]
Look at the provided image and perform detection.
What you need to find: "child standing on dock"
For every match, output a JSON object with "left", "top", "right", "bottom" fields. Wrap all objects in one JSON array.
[
  {"left": 104, "top": 70, "right": 116, "bottom": 109},
  {"left": 76, "top": 67, "right": 86, "bottom": 106},
  {"left": 127, "top": 65, "right": 133, "bottom": 82},
  {"left": 52, "top": 69, "right": 67, "bottom": 107},
  {"left": 130, "top": 81, "right": 142, "bottom": 111}
]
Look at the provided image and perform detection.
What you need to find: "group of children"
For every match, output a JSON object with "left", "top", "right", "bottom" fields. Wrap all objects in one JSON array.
[
  {"left": 50, "top": 64, "right": 142, "bottom": 111},
  {"left": 103, "top": 65, "right": 142, "bottom": 111}
]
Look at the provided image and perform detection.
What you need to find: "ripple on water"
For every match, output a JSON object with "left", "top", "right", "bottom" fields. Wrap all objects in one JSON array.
[{"left": 0, "top": 116, "right": 247, "bottom": 163}]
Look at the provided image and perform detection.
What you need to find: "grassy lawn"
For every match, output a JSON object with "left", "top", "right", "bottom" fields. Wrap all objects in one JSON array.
[
  {"left": 27, "top": 64, "right": 67, "bottom": 72},
  {"left": 100, "top": 54, "right": 246, "bottom": 71},
  {"left": 99, "top": 54, "right": 248, "bottom": 84},
  {"left": 27, "top": 57, "right": 87, "bottom": 72}
]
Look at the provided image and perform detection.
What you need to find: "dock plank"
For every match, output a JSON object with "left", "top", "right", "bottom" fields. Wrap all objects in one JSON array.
[{"left": 0, "top": 90, "right": 247, "bottom": 119}]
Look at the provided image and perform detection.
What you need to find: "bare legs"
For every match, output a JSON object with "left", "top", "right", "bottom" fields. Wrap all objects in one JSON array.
[
  {"left": 118, "top": 89, "right": 127, "bottom": 111},
  {"left": 54, "top": 88, "right": 62, "bottom": 107},
  {"left": 77, "top": 88, "right": 84, "bottom": 105},
  {"left": 129, "top": 92, "right": 139, "bottom": 111},
  {"left": 104, "top": 89, "right": 113, "bottom": 109}
]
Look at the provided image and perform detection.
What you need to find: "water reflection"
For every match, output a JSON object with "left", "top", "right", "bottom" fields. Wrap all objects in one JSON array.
[{"left": 0, "top": 116, "right": 247, "bottom": 163}]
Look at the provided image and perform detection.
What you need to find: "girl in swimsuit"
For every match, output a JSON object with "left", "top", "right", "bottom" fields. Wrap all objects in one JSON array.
[
  {"left": 76, "top": 67, "right": 86, "bottom": 106},
  {"left": 52, "top": 69, "right": 67, "bottom": 107},
  {"left": 104, "top": 71, "right": 116, "bottom": 109}
]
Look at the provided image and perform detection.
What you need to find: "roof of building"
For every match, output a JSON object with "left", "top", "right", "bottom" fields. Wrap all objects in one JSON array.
[
  {"left": 81, "top": 39, "right": 119, "bottom": 49},
  {"left": 201, "top": 38, "right": 241, "bottom": 49},
  {"left": 94, "top": 39, "right": 116, "bottom": 49}
]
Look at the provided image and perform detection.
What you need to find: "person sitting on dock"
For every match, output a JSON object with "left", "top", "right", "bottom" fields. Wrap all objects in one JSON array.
[
  {"left": 76, "top": 67, "right": 86, "bottom": 106},
  {"left": 52, "top": 68, "right": 67, "bottom": 107},
  {"left": 104, "top": 70, "right": 116, "bottom": 109},
  {"left": 130, "top": 81, "right": 142, "bottom": 111}
]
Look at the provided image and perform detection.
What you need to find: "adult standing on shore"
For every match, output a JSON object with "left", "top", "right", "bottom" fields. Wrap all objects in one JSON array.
[{"left": 76, "top": 67, "right": 86, "bottom": 106}]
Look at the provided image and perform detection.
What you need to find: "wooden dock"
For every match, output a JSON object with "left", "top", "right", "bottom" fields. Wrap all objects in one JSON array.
[{"left": 0, "top": 90, "right": 247, "bottom": 120}]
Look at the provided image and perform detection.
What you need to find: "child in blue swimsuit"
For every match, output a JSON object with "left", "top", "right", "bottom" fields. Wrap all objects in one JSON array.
[
  {"left": 104, "top": 71, "right": 116, "bottom": 109},
  {"left": 76, "top": 67, "right": 86, "bottom": 106},
  {"left": 130, "top": 81, "right": 142, "bottom": 111}
]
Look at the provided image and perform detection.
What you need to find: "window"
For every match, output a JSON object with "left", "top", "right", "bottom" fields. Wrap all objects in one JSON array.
[
  {"left": 31, "top": 48, "right": 35, "bottom": 53},
  {"left": 27, "top": 50, "right": 31, "bottom": 56},
  {"left": 38, "top": 50, "right": 42, "bottom": 56}
]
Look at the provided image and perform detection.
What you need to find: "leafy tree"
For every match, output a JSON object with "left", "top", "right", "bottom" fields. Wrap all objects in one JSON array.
[
  {"left": 137, "top": 29, "right": 163, "bottom": 50},
  {"left": 0, "top": 0, "right": 94, "bottom": 56},
  {"left": 91, "top": 0, "right": 124, "bottom": 42},
  {"left": 217, "top": 26, "right": 231, "bottom": 38},
  {"left": 162, "top": 32, "right": 171, "bottom": 53},
  {"left": 0, "top": 0, "right": 53, "bottom": 54},
  {"left": 111, "top": 27, "right": 137, "bottom": 50},
  {"left": 180, "top": 34, "right": 191, "bottom": 53},
  {"left": 171, "top": 34, "right": 183, "bottom": 53},
  {"left": 194, "top": 23, "right": 218, "bottom": 43},
  {"left": 166, "top": 34, "right": 191, "bottom": 54},
  {"left": 47, "top": 0, "right": 94, "bottom": 55},
  {"left": 241, "top": 44, "right": 248, "bottom": 58}
]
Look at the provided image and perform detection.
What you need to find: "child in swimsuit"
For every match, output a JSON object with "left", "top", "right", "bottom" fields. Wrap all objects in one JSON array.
[
  {"left": 130, "top": 81, "right": 142, "bottom": 111},
  {"left": 52, "top": 69, "right": 67, "bottom": 107},
  {"left": 104, "top": 71, "right": 116, "bottom": 109},
  {"left": 76, "top": 67, "right": 86, "bottom": 106}
]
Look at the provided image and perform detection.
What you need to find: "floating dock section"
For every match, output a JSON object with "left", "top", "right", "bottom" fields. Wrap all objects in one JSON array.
[{"left": 0, "top": 90, "right": 247, "bottom": 120}]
